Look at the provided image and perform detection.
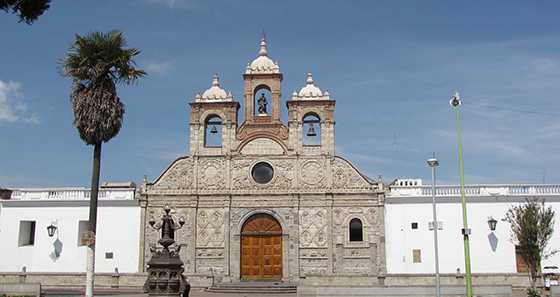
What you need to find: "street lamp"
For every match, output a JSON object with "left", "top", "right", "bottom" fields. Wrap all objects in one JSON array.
[
  {"left": 450, "top": 90, "right": 473, "bottom": 297},
  {"left": 428, "top": 155, "right": 440, "bottom": 297}
]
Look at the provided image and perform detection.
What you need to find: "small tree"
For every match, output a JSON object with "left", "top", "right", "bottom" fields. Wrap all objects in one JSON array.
[{"left": 503, "top": 198, "right": 557, "bottom": 291}]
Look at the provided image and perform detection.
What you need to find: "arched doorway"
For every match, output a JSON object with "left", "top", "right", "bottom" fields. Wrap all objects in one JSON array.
[{"left": 241, "top": 213, "right": 282, "bottom": 280}]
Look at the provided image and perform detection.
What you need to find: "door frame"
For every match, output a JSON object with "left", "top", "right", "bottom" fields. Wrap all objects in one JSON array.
[{"left": 237, "top": 211, "right": 287, "bottom": 281}]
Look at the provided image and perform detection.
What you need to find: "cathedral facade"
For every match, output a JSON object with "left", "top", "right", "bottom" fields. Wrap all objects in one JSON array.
[{"left": 139, "top": 39, "right": 387, "bottom": 284}]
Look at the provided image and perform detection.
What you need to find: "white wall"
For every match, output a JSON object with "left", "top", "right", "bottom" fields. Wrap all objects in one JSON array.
[
  {"left": 385, "top": 188, "right": 560, "bottom": 274},
  {"left": 0, "top": 201, "right": 141, "bottom": 273}
]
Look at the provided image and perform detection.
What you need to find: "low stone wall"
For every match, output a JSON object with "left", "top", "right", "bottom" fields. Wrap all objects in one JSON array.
[
  {"left": 0, "top": 283, "right": 42, "bottom": 297},
  {"left": 298, "top": 285, "right": 512, "bottom": 297},
  {"left": 0, "top": 272, "right": 213, "bottom": 290},
  {"left": 300, "top": 273, "right": 531, "bottom": 289}
]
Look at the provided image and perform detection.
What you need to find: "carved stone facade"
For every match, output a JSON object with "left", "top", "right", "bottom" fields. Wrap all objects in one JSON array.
[{"left": 139, "top": 39, "right": 387, "bottom": 285}]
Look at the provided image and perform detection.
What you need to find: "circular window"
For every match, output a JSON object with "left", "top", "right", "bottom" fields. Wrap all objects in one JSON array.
[{"left": 251, "top": 162, "right": 274, "bottom": 184}]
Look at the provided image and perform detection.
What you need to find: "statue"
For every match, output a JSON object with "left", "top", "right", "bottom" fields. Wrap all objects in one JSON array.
[{"left": 257, "top": 93, "right": 267, "bottom": 114}]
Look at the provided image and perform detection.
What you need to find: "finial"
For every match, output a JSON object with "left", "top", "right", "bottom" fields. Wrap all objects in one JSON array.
[
  {"left": 261, "top": 29, "right": 267, "bottom": 41},
  {"left": 212, "top": 74, "right": 219, "bottom": 87},
  {"left": 259, "top": 38, "right": 267, "bottom": 56},
  {"left": 307, "top": 72, "right": 314, "bottom": 84}
]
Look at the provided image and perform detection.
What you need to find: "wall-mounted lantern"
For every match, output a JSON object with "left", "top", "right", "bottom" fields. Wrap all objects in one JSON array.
[
  {"left": 47, "top": 222, "right": 57, "bottom": 237},
  {"left": 487, "top": 217, "right": 497, "bottom": 231}
]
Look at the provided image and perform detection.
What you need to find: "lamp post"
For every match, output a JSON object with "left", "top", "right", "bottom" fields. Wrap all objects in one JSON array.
[
  {"left": 428, "top": 155, "right": 440, "bottom": 297},
  {"left": 144, "top": 204, "right": 186, "bottom": 296},
  {"left": 450, "top": 90, "right": 472, "bottom": 297}
]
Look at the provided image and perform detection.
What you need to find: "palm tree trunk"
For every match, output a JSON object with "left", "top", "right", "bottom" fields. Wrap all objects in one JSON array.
[{"left": 86, "top": 142, "right": 102, "bottom": 297}]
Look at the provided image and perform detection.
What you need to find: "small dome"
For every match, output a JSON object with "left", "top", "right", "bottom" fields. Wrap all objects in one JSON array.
[
  {"left": 246, "top": 39, "right": 279, "bottom": 74},
  {"left": 298, "top": 72, "right": 323, "bottom": 98},
  {"left": 201, "top": 74, "right": 228, "bottom": 100}
]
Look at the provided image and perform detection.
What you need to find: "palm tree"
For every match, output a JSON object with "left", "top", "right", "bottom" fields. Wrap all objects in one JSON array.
[{"left": 60, "top": 30, "right": 146, "bottom": 297}]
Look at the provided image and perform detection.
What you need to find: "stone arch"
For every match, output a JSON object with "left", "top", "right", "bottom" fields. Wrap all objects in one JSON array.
[
  {"left": 254, "top": 84, "right": 271, "bottom": 115},
  {"left": 344, "top": 213, "right": 370, "bottom": 245},
  {"left": 203, "top": 113, "right": 224, "bottom": 147},
  {"left": 236, "top": 209, "right": 286, "bottom": 235},
  {"left": 237, "top": 134, "right": 288, "bottom": 154}
]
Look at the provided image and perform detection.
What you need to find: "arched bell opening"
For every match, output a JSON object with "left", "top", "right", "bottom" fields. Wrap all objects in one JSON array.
[
  {"left": 240, "top": 213, "right": 283, "bottom": 280},
  {"left": 254, "top": 87, "right": 271, "bottom": 116},
  {"left": 204, "top": 115, "right": 222, "bottom": 147},
  {"left": 302, "top": 113, "right": 321, "bottom": 146}
]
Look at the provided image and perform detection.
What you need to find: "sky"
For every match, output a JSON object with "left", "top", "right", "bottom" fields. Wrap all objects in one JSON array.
[{"left": 2, "top": 1, "right": 560, "bottom": 188}]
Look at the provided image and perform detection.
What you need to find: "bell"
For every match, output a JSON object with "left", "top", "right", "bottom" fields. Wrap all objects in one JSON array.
[
  {"left": 307, "top": 124, "right": 317, "bottom": 137},
  {"left": 210, "top": 125, "right": 218, "bottom": 134}
]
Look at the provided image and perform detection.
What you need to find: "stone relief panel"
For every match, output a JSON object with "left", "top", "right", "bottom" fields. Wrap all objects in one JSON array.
[
  {"left": 300, "top": 160, "right": 326, "bottom": 189},
  {"left": 152, "top": 158, "right": 194, "bottom": 189},
  {"left": 196, "top": 209, "right": 225, "bottom": 247},
  {"left": 331, "top": 158, "right": 370, "bottom": 189},
  {"left": 232, "top": 159, "right": 252, "bottom": 190},
  {"left": 271, "top": 159, "right": 294, "bottom": 189},
  {"left": 299, "top": 208, "right": 328, "bottom": 247},
  {"left": 199, "top": 159, "right": 226, "bottom": 190},
  {"left": 240, "top": 138, "right": 284, "bottom": 155}
]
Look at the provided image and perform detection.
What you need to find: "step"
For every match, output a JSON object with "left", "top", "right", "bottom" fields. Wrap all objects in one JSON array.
[{"left": 206, "top": 282, "right": 297, "bottom": 294}]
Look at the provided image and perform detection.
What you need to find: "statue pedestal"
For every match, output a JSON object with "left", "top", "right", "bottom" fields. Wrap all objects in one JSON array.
[{"left": 144, "top": 248, "right": 184, "bottom": 296}]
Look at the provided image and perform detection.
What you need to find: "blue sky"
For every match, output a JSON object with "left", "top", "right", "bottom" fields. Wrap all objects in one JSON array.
[{"left": 2, "top": 1, "right": 560, "bottom": 188}]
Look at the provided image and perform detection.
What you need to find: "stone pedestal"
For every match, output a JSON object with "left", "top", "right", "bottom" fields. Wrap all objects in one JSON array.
[{"left": 144, "top": 249, "right": 185, "bottom": 296}]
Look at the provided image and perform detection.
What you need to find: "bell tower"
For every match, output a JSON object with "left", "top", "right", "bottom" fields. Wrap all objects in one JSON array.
[
  {"left": 189, "top": 74, "right": 240, "bottom": 156},
  {"left": 236, "top": 39, "right": 289, "bottom": 152}
]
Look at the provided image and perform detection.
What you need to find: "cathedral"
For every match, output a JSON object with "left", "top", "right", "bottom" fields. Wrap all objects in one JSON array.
[{"left": 139, "top": 39, "right": 387, "bottom": 284}]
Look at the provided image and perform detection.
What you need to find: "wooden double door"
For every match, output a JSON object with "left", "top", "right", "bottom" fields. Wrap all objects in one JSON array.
[{"left": 241, "top": 214, "right": 283, "bottom": 280}]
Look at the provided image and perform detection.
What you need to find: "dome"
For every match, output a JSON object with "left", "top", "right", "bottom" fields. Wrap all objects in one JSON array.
[
  {"left": 200, "top": 74, "right": 231, "bottom": 101},
  {"left": 246, "top": 39, "right": 280, "bottom": 74},
  {"left": 298, "top": 72, "right": 323, "bottom": 98}
]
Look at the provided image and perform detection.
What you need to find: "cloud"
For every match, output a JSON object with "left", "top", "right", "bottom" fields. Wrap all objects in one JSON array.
[
  {"left": 0, "top": 80, "right": 41, "bottom": 125},
  {"left": 145, "top": 61, "right": 173, "bottom": 75},
  {"left": 141, "top": 0, "right": 192, "bottom": 8},
  {"left": 0, "top": 80, "right": 22, "bottom": 123}
]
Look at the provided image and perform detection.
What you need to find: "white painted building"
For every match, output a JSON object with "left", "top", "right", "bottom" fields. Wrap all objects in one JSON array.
[
  {"left": 386, "top": 179, "right": 560, "bottom": 275},
  {"left": 0, "top": 183, "right": 141, "bottom": 274}
]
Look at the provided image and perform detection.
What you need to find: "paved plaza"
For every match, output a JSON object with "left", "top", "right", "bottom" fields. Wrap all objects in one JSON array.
[
  {"left": 44, "top": 288, "right": 296, "bottom": 297},
  {"left": 42, "top": 287, "right": 535, "bottom": 297}
]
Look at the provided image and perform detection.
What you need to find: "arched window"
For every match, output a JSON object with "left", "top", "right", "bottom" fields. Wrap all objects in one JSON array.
[
  {"left": 205, "top": 116, "right": 222, "bottom": 147},
  {"left": 303, "top": 114, "right": 321, "bottom": 146},
  {"left": 349, "top": 218, "right": 363, "bottom": 242}
]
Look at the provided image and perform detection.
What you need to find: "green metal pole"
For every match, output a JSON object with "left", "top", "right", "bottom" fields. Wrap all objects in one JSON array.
[{"left": 451, "top": 90, "right": 472, "bottom": 297}]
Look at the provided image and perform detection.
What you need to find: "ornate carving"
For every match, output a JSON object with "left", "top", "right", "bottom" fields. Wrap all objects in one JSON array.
[
  {"left": 200, "top": 159, "right": 225, "bottom": 189},
  {"left": 300, "top": 161, "right": 324, "bottom": 187},
  {"left": 211, "top": 211, "right": 224, "bottom": 228},
  {"left": 197, "top": 211, "right": 209, "bottom": 228},
  {"left": 333, "top": 169, "right": 347, "bottom": 188},
  {"left": 232, "top": 160, "right": 252, "bottom": 190},
  {"left": 299, "top": 209, "right": 328, "bottom": 248},
  {"left": 196, "top": 210, "right": 224, "bottom": 247},
  {"left": 333, "top": 208, "right": 344, "bottom": 225},
  {"left": 367, "top": 207, "right": 379, "bottom": 224}
]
